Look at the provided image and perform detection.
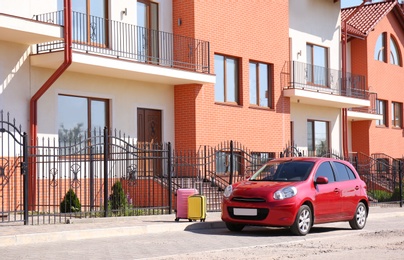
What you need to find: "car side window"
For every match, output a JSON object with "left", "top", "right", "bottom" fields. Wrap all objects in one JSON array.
[
  {"left": 334, "top": 162, "right": 350, "bottom": 181},
  {"left": 315, "top": 162, "right": 336, "bottom": 183},
  {"left": 345, "top": 166, "right": 357, "bottom": 180}
]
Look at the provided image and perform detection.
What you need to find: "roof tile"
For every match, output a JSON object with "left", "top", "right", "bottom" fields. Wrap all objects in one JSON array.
[{"left": 342, "top": 1, "right": 397, "bottom": 38}]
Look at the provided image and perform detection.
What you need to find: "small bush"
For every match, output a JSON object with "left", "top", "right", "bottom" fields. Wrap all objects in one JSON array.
[
  {"left": 370, "top": 190, "right": 392, "bottom": 202},
  {"left": 109, "top": 181, "right": 128, "bottom": 211},
  {"left": 391, "top": 188, "right": 403, "bottom": 201},
  {"left": 60, "top": 189, "right": 81, "bottom": 213}
]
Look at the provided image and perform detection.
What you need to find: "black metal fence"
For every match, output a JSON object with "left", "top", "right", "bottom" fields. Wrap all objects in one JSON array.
[
  {"left": 1, "top": 110, "right": 403, "bottom": 225},
  {"left": 34, "top": 10, "right": 210, "bottom": 73},
  {"left": 350, "top": 152, "right": 403, "bottom": 206}
]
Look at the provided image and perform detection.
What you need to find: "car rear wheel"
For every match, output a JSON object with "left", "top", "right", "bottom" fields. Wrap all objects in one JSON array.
[
  {"left": 290, "top": 205, "right": 312, "bottom": 236},
  {"left": 225, "top": 222, "right": 245, "bottom": 232},
  {"left": 349, "top": 202, "right": 367, "bottom": 230}
]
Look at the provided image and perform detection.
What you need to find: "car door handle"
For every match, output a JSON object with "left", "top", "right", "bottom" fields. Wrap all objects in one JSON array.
[
  {"left": 355, "top": 186, "right": 359, "bottom": 190},
  {"left": 334, "top": 188, "right": 340, "bottom": 193}
]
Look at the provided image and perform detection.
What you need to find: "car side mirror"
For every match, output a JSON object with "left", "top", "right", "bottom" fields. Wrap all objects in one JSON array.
[{"left": 315, "top": 176, "right": 328, "bottom": 185}]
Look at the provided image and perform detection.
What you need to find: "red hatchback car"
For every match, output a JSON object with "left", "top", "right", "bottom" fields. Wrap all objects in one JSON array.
[{"left": 221, "top": 157, "right": 369, "bottom": 236}]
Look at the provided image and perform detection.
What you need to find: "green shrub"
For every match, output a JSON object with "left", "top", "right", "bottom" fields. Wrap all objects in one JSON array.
[
  {"left": 370, "top": 190, "right": 392, "bottom": 202},
  {"left": 391, "top": 187, "right": 403, "bottom": 201},
  {"left": 60, "top": 189, "right": 81, "bottom": 213},
  {"left": 109, "top": 181, "right": 128, "bottom": 211}
]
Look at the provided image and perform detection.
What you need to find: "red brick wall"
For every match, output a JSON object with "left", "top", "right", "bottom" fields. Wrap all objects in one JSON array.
[
  {"left": 351, "top": 11, "right": 404, "bottom": 158},
  {"left": 173, "top": 1, "right": 290, "bottom": 153}
]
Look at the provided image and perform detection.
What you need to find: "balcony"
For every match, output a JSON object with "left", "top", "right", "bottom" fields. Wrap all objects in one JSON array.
[
  {"left": 30, "top": 11, "right": 215, "bottom": 85},
  {"left": 347, "top": 92, "right": 383, "bottom": 121},
  {"left": 282, "top": 61, "right": 370, "bottom": 108},
  {"left": 0, "top": 13, "right": 62, "bottom": 44}
]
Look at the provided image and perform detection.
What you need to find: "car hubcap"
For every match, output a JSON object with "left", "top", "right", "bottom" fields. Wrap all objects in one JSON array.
[
  {"left": 356, "top": 205, "right": 366, "bottom": 227},
  {"left": 299, "top": 209, "right": 310, "bottom": 232}
]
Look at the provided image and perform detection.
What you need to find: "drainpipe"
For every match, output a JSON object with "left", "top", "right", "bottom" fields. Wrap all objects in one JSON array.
[
  {"left": 341, "top": 0, "right": 371, "bottom": 159},
  {"left": 28, "top": 0, "right": 72, "bottom": 209}
]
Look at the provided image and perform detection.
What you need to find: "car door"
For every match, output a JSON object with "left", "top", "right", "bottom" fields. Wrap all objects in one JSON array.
[
  {"left": 332, "top": 161, "right": 360, "bottom": 218},
  {"left": 314, "top": 161, "right": 342, "bottom": 222}
]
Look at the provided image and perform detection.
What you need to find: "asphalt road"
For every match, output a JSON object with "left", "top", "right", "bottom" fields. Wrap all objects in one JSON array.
[{"left": 2, "top": 210, "right": 404, "bottom": 260}]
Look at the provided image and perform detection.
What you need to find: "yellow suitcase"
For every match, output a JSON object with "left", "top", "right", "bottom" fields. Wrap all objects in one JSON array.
[{"left": 187, "top": 195, "right": 207, "bottom": 222}]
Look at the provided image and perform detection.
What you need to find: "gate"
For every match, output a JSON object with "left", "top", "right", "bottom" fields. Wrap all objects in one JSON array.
[
  {"left": 0, "top": 111, "right": 28, "bottom": 224},
  {"left": 29, "top": 128, "right": 172, "bottom": 224}
]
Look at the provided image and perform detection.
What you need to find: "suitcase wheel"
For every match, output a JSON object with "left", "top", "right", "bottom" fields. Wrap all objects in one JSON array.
[
  {"left": 188, "top": 219, "right": 192, "bottom": 222},
  {"left": 175, "top": 218, "right": 179, "bottom": 222}
]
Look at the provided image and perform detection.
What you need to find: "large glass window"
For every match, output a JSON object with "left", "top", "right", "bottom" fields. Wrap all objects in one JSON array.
[
  {"left": 215, "top": 54, "right": 239, "bottom": 103},
  {"left": 137, "top": 0, "right": 159, "bottom": 62},
  {"left": 70, "top": 0, "right": 108, "bottom": 46},
  {"left": 249, "top": 61, "right": 273, "bottom": 108},
  {"left": 58, "top": 95, "right": 109, "bottom": 143},
  {"left": 307, "top": 120, "right": 329, "bottom": 156},
  {"left": 392, "top": 102, "right": 402, "bottom": 128},
  {"left": 306, "top": 44, "right": 328, "bottom": 86},
  {"left": 376, "top": 99, "right": 387, "bottom": 126},
  {"left": 374, "top": 33, "right": 386, "bottom": 62},
  {"left": 390, "top": 36, "right": 401, "bottom": 66}
]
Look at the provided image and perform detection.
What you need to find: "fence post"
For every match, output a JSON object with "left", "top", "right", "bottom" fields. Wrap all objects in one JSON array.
[
  {"left": 90, "top": 147, "right": 94, "bottom": 211},
  {"left": 399, "top": 160, "right": 402, "bottom": 208},
  {"left": 103, "top": 127, "right": 109, "bottom": 217},
  {"left": 229, "top": 140, "right": 234, "bottom": 185},
  {"left": 167, "top": 142, "right": 172, "bottom": 214},
  {"left": 22, "top": 132, "right": 29, "bottom": 225}
]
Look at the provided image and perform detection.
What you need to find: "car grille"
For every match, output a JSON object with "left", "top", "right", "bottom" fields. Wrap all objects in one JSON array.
[
  {"left": 227, "top": 207, "right": 269, "bottom": 220},
  {"left": 232, "top": 197, "right": 266, "bottom": 202}
]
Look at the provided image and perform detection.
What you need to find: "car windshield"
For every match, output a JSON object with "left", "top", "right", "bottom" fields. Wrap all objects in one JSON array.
[{"left": 249, "top": 161, "right": 314, "bottom": 182}]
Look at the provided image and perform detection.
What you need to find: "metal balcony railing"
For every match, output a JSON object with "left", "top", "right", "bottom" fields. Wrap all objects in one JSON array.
[
  {"left": 348, "top": 92, "right": 379, "bottom": 115},
  {"left": 281, "top": 60, "right": 368, "bottom": 100},
  {"left": 34, "top": 11, "right": 210, "bottom": 73}
]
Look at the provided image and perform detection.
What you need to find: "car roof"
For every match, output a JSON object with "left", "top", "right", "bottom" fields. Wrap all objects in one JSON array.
[{"left": 269, "top": 157, "right": 344, "bottom": 164}]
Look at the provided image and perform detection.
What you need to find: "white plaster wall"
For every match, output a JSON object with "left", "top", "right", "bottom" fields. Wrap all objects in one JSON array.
[
  {"left": 289, "top": 0, "right": 341, "bottom": 70},
  {"left": 0, "top": 0, "right": 172, "bottom": 34},
  {"left": 289, "top": 0, "right": 342, "bottom": 155},
  {"left": 30, "top": 68, "right": 175, "bottom": 144},
  {"left": 290, "top": 103, "right": 342, "bottom": 156},
  {"left": 0, "top": 41, "right": 32, "bottom": 129},
  {"left": 0, "top": 0, "right": 58, "bottom": 18}
]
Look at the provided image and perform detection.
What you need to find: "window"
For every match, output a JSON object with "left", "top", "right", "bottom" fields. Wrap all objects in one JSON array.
[
  {"left": 215, "top": 151, "right": 241, "bottom": 175},
  {"left": 390, "top": 36, "right": 401, "bottom": 66},
  {"left": 376, "top": 99, "right": 387, "bottom": 126},
  {"left": 249, "top": 61, "right": 273, "bottom": 108},
  {"left": 215, "top": 54, "right": 239, "bottom": 103},
  {"left": 307, "top": 120, "right": 329, "bottom": 156},
  {"left": 376, "top": 158, "right": 389, "bottom": 173},
  {"left": 374, "top": 33, "right": 386, "bottom": 62},
  {"left": 71, "top": 0, "right": 108, "bottom": 46},
  {"left": 315, "top": 162, "right": 335, "bottom": 183},
  {"left": 58, "top": 95, "right": 109, "bottom": 143},
  {"left": 333, "top": 162, "right": 356, "bottom": 181},
  {"left": 137, "top": 0, "right": 159, "bottom": 62},
  {"left": 306, "top": 44, "right": 328, "bottom": 86},
  {"left": 392, "top": 102, "right": 402, "bottom": 128}
]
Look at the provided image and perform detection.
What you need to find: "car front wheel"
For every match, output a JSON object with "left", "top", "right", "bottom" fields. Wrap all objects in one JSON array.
[
  {"left": 349, "top": 202, "right": 367, "bottom": 230},
  {"left": 225, "top": 222, "right": 245, "bottom": 232},
  {"left": 290, "top": 205, "right": 312, "bottom": 236}
]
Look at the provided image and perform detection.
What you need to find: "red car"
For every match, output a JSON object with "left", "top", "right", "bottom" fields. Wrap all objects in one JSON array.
[{"left": 221, "top": 157, "right": 369, "bottom": 236}]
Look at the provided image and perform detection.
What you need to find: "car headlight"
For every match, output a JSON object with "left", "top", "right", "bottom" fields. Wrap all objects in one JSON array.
[
  {"left": 223, "top": 185, "right": 233, "bottom": 198},
  {"left": 273, "top": 186, "right": 297, "bottom": 200}
]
